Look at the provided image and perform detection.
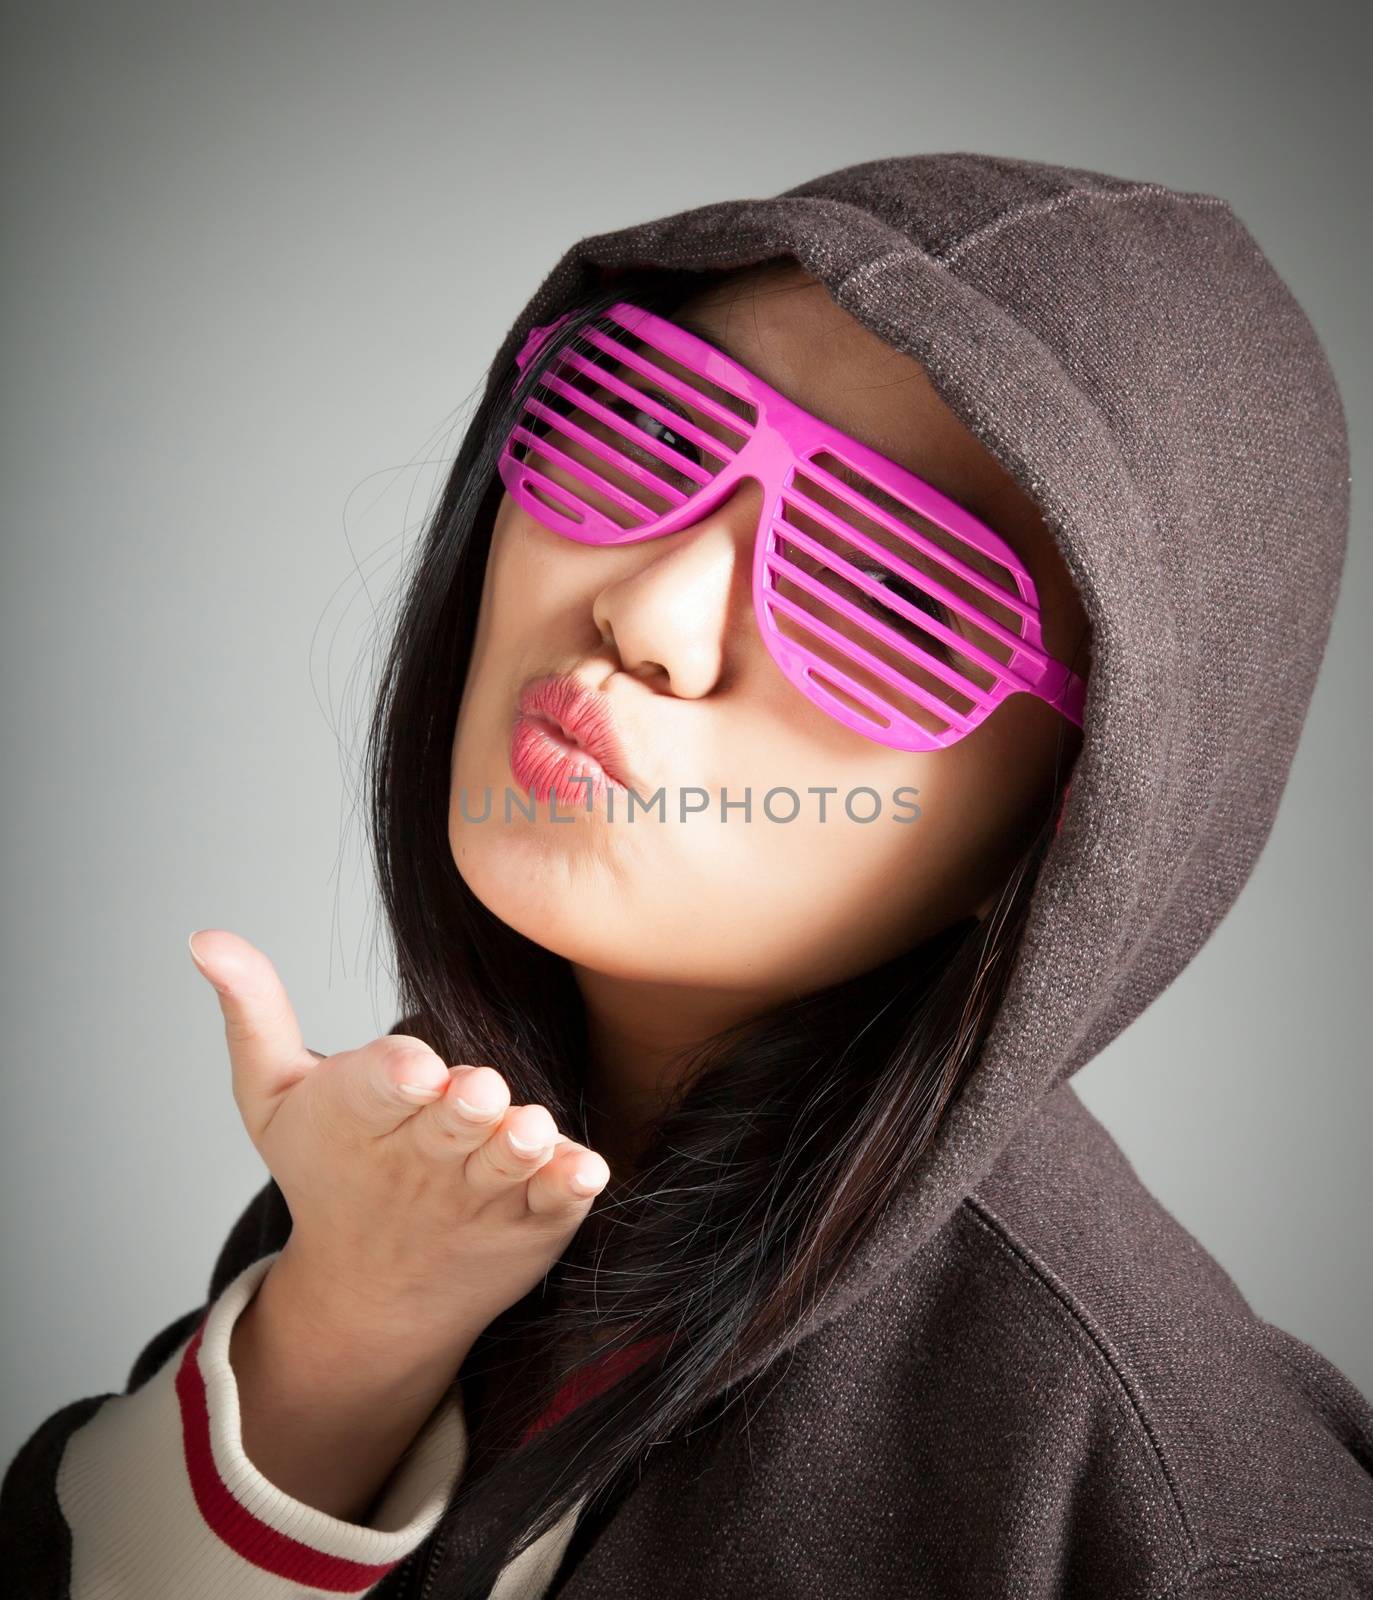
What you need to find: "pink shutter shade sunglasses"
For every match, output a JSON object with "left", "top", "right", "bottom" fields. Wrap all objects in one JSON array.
[{"left": 497, "top": 301, "right": 1087, "bottom": 754}]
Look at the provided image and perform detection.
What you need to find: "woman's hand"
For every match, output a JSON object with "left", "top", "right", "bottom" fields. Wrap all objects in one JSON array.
[{"left": 187, "top": 928, "right": 610, "bottom": 1357}]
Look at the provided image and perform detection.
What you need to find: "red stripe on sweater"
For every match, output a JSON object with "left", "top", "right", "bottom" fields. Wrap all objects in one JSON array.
[
  {"left": 174, "top": 1320, "right": 398, "bottom": 1592},
  {"left": 518, "top": 1335, "right": 670, "bottom": 1446}
]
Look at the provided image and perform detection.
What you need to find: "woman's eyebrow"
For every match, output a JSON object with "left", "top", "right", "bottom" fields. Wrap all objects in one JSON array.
[
  {"left": 668, "top": 311, "right": 735, "bottom": 358},
  {"left": 626, "top": 309, "right": 760, "bottom": 427}
]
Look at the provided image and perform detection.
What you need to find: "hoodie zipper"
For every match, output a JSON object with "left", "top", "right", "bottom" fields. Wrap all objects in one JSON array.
[
  {"left": 391, "top": 1529, "right": 443, "bottom": 1600},
  {"left": 390, "top": 1548, "right": 417, "bottom": 1600},
  {"left": 417, "top": 1529, "right": 446, "bottom": 1599},
  {"left": 398, "top": 1334, "right": 668, "bottom": 1597},
  {"left": 403, "top": 1534, "right": 440, "bottom": 1600}
]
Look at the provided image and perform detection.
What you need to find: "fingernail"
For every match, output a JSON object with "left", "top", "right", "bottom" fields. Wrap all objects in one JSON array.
[
  {"left": 507, "top": 1128, "right": 549, "bottom": 1155},
  {"left": 188, "top": 931, "right": 227, "bottom": 992},
  {"left": 398, "top": 1081, "right": 442, "bottom": 1100},
  {"left": 452, "top": 1094, "right": 498, "bottom": 1120},
  {"left": 570, "top": 1166, "right": 606, "bottom": 1195}
]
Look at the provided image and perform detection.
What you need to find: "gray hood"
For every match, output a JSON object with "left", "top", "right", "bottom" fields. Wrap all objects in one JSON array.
[{"left": 479, "top": 151, "right": 1350, "bottom": 1381}]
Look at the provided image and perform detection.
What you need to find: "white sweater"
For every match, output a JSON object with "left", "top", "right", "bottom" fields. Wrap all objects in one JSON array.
[{"left": 54, "top": 1251, "right": 584, "bottom": 1599}]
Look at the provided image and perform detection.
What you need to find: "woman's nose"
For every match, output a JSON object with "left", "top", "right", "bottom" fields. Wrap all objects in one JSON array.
[{"left": 590, "top": 478, "right": 764, "bottom": 698}]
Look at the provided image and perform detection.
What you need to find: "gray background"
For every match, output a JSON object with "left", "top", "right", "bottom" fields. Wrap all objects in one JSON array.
[{"left": 3, "top": 0, "right": 1368, "bottom": 1468}]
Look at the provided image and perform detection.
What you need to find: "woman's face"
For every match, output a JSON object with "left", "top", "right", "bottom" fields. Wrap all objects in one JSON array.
[{"left": 449, "top": 266, "right": 1090, "bottom": 1002}]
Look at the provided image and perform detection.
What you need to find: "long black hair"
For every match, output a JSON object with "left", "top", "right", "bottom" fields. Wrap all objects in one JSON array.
[{"left": 363, "top": 261, "right": 1087, "bottom": 1598}]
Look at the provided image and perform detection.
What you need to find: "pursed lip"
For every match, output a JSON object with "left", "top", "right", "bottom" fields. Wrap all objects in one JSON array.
[{"left": 514, "top": 672, "right": 639, "bottom": 793}]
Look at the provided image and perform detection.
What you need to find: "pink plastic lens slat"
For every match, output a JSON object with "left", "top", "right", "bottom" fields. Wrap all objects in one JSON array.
[{"left": 499, "top": 302, "right": 1087, "bottom": 752}]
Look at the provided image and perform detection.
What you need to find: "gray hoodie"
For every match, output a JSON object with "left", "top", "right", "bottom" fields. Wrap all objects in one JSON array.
[{"left": 4, "top": 151, "right": 1370, "bottom": 1600}]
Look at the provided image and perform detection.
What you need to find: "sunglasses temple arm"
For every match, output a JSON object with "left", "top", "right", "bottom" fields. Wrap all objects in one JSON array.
[
  {"left": 512, "top": 310, "right": 579, "bottom": 382},
  {"left": 1032, "top": 655, "right": 1087, "bottom": 728}
]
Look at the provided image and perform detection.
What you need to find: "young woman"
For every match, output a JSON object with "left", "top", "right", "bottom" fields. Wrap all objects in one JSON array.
[{"left": 4, "top": 152, "right": 1371, "bottom": 1600}]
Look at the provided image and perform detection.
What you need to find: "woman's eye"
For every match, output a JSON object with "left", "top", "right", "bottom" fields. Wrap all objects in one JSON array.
[
  {"left": 856, "top": 565, "right": 952, "bottom": 643},
  {"left": 611, "top": 392, "right": 702, "bottom": 467}
]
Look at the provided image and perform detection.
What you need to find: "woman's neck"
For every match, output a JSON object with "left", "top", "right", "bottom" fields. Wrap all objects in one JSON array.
[{"left": 571, "top": 967, "right": 787, "bottom": 1181}]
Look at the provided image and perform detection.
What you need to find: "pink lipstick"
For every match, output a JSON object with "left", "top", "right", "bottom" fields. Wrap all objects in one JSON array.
[{"left": 510, "top": 673, "right": 636, "bottom": 806}]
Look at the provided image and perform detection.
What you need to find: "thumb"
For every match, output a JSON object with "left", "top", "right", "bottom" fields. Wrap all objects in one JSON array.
[{"left": 188, "top": 929, "right": 315, "bottom": 1136}]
